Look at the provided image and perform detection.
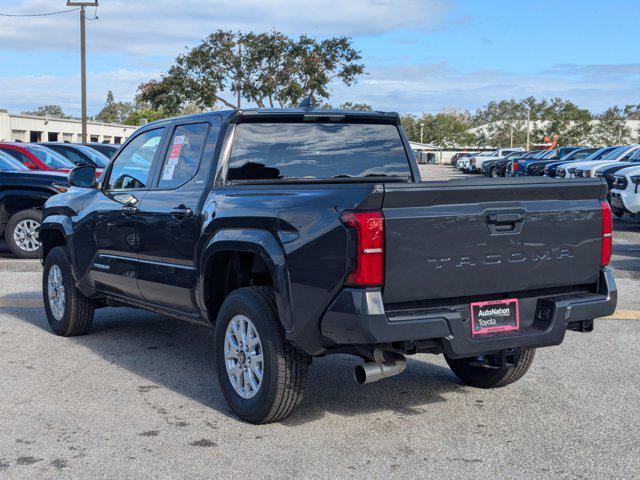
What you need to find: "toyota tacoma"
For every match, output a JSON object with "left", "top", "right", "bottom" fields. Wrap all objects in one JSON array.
[{"left": 39, "top": 107, "right": 617, "bottom": 423}]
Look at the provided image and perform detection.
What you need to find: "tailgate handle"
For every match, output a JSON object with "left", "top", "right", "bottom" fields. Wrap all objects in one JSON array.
[
  {"left": 486, "top": 212, "right": 524, "bottom": 233},
  {"left": 487, "top": 213, "right": 524, "bottom": 225}
]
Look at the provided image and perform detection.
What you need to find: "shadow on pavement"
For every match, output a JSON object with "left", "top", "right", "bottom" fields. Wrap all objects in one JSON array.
[{"left": 7, "top": 304, "right": 465, "bottom": 425}]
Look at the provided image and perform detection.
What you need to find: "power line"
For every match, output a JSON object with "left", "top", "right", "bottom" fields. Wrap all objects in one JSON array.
[{"left": 0, "top": 7, "right": 81, "bottom": 17}]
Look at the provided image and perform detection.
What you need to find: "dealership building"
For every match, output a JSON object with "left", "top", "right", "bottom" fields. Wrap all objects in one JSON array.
[{"left": 0, "top": 109, "right": 137, "bottom": 144}]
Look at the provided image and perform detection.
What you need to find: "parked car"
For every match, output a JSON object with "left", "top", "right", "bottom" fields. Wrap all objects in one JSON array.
[
  {"left": 39, "top": 107, "right": 616, "bottom": 423},
  {"left": 468, "top": 148, "right": 524, "bottom": 173},
  {"left": 483, "top": 151, "right": 536, "bottom": 177},
  {"left": 544, "top": 146, "right": 619, "bottom": 178},
  {"left": 39, "top": 142, "right": 110, "bottom": 174},
  {"left": 596, "top": 151, "right": 640, "bottom": 199},
  {"left": 0, "top": 150, "right": 28, "bottom": 172},
  {"left": 0, "top": 143, "right": 74, "bottom": 173},
  {"left": 574, "top": 146, "right": 640, "bottom": 178},
  {"left": 450, "top": 152, "right": 477, "bottom": 166},
  {"left": 458, "top": 151, "right": 494, "bottom": 172},
  {"left": 511, "top": 147, "right": 583, "bottom": 176},
  {"left": 506, "top": 149, "right": 556, "bottom": 176},
  {"left": 526, "top": 148, "right": 598, "bottom": 176},
  {"left": 0, "top": 155, "right": 69, "bottom": 258},
  {"left": 609, "top": 165, "right": 640, "bottom": 219},
  {"left": 556, "top": 145, "right": 640, "bottom": 178},
  {"left": 82, "top": 142, "right": 120, "bottom": 160}
]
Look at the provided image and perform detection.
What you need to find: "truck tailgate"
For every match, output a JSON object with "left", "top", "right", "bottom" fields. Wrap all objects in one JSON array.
[{"left": 382, "top": 178, "right": 606, "bottom": 304}]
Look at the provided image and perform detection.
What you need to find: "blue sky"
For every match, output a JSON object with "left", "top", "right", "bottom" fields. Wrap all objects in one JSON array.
[{"left": 0, "top": 0, "right": 638, "bottom": 116}]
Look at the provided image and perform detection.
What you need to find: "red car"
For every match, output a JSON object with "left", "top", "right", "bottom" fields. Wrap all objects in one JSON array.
[{"left": 0, "top": 143, "right": 75, "bottom": 173}]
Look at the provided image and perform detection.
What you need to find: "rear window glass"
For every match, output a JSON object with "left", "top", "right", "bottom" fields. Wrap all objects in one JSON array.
[
  {"left": 227, "top": 123, "right": 411, "bottom": 182},
  {"left": 26, "top": 146, "right": 74, "bottom": 169},
  {"left": 0, "top": 151, "right": 28, "bottom": 171}
]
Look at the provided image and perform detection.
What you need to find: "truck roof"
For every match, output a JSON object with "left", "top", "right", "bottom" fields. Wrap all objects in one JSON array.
[{"left": 143, "top": 108, "right": 401, "bottom": 128}]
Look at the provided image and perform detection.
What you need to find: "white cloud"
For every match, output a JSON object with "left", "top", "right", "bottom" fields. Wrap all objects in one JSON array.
[
  {"left": 329, "top": 63, "right": 640, "bottom": 113},
  {"left": 0, "top": 0, "right": 452, "bottom": 55},
  {"left": 1, "top": 61, "right": 638, "bottom": 117},
  {"left": 0, "top": 69, "right": 158, "bottom": 115}
]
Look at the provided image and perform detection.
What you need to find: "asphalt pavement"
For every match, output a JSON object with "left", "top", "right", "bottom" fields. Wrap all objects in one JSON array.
[{"left": 1, "top": 167, "right": 639, "bottom": 479}]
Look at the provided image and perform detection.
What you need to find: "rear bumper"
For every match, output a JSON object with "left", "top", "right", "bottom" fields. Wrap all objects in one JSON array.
[{"left": 320, "top": 268, "right": 617, "bottom": 359}]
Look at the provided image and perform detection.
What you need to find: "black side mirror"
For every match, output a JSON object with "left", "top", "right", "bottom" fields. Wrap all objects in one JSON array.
[{"left": 69, "top": 164, "right": 96, "bottom": 188}]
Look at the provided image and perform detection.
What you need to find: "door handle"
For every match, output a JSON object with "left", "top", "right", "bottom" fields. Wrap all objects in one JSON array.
[
  {"left": 122, "top": 205, "right": 138, "bottom": 216},
  {"left": 171, "top": 206, "right": 193, "bottom": 219}
]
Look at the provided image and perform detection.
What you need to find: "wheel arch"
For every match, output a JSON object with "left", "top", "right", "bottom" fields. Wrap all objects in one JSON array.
[
  {"left": 0, "top": 191, "right": 50, "bottom": 229},
  {"left": 198, "top": 229, "right": 293, "bottom": 332},
  {"left": 38, "top": 216, "right": 75, "bottom": 270}
]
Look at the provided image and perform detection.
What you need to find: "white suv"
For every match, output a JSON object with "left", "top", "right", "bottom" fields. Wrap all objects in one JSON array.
[{"left": 610, "top": 165, "right": 640, "bottom": 218}]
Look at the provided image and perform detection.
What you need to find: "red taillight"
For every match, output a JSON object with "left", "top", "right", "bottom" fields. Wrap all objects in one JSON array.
[
  {"left": 513, "top": 161, "right": 519, "bottom": 171},
  {"left": 601, "top": 201, "right": 613, "bottom": 267},
  {"left": 340, "top": 210, "right": 384, "bottom": 286}
]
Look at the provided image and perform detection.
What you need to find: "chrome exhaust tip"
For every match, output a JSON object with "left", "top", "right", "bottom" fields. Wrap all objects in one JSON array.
[{"left": 354, "top": 354, "right": 407, "bottom": 384}]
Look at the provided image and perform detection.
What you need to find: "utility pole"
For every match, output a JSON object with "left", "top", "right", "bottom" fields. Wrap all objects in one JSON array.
[
  {"left": 420, "top": 123, "right": 425, "bottom": 144},
  {"left": 525, "top": 107, "right": 531, "bottom": 150},
  {"left": 510, "top": 124, "right": 514, "bottom": 148},
  {"left": 67, "top": 1, "right": 98, "bottom": 143},
  {"left": 237, "top": 41, "right": 242, "bottom": 109}
]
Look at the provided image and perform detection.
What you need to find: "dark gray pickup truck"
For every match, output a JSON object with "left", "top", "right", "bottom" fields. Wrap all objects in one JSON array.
[{"left": 39, "top": 108, "right": 616, "bottom": 423}]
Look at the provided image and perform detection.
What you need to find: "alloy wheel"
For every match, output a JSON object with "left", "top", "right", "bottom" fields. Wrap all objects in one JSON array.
[
  {"left": 13, "top": 219, "right": 41, "bottom": 252},
  {"left": 224, "top": 315, "right": 264, "bottom": 399},
  {"left": 47, "top": 265, "right": 66, "bottom": 321}
]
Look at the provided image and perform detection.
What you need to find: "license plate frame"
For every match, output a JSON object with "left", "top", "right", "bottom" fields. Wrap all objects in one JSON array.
[{"left": 470, "top": 298, "right": 520, "bottom": 335}]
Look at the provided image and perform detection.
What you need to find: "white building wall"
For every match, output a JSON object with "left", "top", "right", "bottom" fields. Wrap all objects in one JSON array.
[{"left": 0, "top": 110, "right": 138, "bottom": 144}]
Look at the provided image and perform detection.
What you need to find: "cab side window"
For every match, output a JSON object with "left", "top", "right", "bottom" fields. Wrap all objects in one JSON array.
[
  {"left": 157, "top": 123, "right": 209, "bottom": 189},
  {"left": 106, "top": 128, "right": 164, "bottom": 190}
]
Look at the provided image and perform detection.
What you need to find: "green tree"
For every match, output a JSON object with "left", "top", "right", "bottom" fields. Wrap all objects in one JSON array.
[
  {"left": 138, "top": 30, "right": 365, "bottom": 114},
  {"left": 472, "top": 97, "right": 546, "bottom": 148},
  {"left": 123, "top": 108, "right": 166, "bottom": 126},
  {"left": 532, "top": 97, "right": 593, "bottom": 146},
  {"left": 24, "top": 105, "right": 70, "bottom": 119},
  {"left": 400, "top": 114, "right": 421, "bottom": 142},
  {"left": 338, "top": 102, "right": 373, "bottom": 111},
  {"left": 593, "top": 106, "right": 632, "bottom": 145},
  {"left": 623, "top": 104, "right": 640, "bottom": 120},
  {"left": 401, "top": 111, "right": 475, "bottom": 147},
  {"left": 95, "top": 91, "right": 135, "bottom": 124}
]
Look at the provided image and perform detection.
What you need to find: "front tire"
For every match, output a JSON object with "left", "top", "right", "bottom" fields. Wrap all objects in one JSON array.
[
  {"left": 214, "top": 287, "right": 308, "bottom": 424},
  {"left": 445, "top": 349, "right": 536, "bottom": 388},
  {"left": 5, "top": 209, "right": 42, "bottom": 259},
  {"left": 43, "top": 247, "right": 95, "bottom": 336}
]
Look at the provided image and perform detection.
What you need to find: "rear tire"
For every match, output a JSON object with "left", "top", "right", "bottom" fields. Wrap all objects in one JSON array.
[
  {"left": 43, "top": 246, "right": 95, "bottom": 336},
  {"left": 5, "top": 209, "right": 42, "bottom": 259},
  {"left": 445, "top": 349, "right": 536, "bottom": 388},
  {"left": 214, "top": 286, "right": 309, "bottom": 424}
]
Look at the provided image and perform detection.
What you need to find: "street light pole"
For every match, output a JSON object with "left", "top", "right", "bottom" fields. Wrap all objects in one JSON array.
[
  {"left": 420, "top": 123, "right": 425, "bottom": 144},
  {"left": 526, "top": 108, "right": 531, "bottom": 151},
  {"left": 67, "top": 1, "right": 99, "bottom": 143}
]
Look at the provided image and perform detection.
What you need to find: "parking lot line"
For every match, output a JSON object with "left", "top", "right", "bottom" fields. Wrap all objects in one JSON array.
[
  {"left": 0, "top": 298, "right": 42, "bottom": 307},
  {"left": 602, "top": 309, "right": 640, "bottom": 321}
]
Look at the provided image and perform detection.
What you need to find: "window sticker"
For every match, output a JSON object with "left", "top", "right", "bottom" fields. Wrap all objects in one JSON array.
[
  {"left": 162, "top": 163, "right": 176, "bottom": 180},
  {"left": 169, "top": 135, "right": 186, "bottom": 159},
  {"left": 163, "top": 135, "right": 186, "bottom": 180}
]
